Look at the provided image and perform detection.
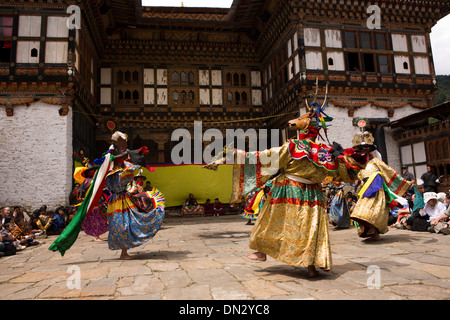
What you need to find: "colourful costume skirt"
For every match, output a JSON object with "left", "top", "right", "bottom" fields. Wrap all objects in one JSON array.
[
  {"left": 249, "top": 175, "right": 332, "bottom": 271},
  {"left": 81, "top": 207, "right": 109, "bottom": 237},
  {"left": 107, "top": 189, "right": 165, "bottom": 250},
  {"left": 351, "top": 190, "right": 389, "bottom": 237}
]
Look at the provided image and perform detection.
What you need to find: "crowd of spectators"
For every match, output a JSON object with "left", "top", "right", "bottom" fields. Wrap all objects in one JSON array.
[{"left": 0, "top": 205, "right": 76, "bottom": 258}]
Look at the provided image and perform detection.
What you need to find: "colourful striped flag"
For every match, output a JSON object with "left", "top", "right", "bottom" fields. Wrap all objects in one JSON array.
[{"left": 49, "top": 152, "right": 115, "bottom": 256}]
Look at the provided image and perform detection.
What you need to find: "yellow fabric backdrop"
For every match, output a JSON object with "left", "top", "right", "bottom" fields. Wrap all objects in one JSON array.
[{"left": 139, "top": 164, "right": 234, "bottom": 207}]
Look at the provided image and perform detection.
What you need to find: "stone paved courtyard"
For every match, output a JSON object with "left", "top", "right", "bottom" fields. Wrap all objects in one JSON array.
[{"left": 1, "top": 214, "right": 450, "bottom": 300}]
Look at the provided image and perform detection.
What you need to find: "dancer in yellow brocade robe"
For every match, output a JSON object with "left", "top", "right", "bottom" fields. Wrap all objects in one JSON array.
[
  {"left": 351, "top": 156, "right": 411, "bottom": 241},
  {"left": 230, "top": 138, "right": 367, "bottom": 276}
]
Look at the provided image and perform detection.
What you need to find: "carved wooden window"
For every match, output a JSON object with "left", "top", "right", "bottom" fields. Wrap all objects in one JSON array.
[
  {"left": 169, "top": 68, "right": 197, "bottom": 107},
  {"left": 235, "top": 92, "right": 240, "bottom": 105},
  {"left": 180, "top": 72, "right": 187, "bottom": 86},
  {"left": 114, "top": 67, "right": 141, "bottom": 105},
  {"left": 124, "top": 71, "right": 131, "bottom": 84},
  {"left": 172, "top": 72, "right": 179, "bottom": 85},
  {"left": 173, "top": 90, "right": 179, "bottom": 105},
  {"left": 132, "top": 71, "right": 139, "bottom": 85},
  {"left": 241, "top": 92, "right": 248, "bottom": 104},
  {"left": 240, "top": 74, "right": 246, "bottom": 86},
  {"left": 227, "top": 91, "right": 233, "bottom": 104},
  {"left": 233, "top": 73, "right": 239, "bottom": 86},
  {"left": 226, "top": 73, "right": 232, "bottom": 86},
  {"left": 188, "top": 90, "right": 194, "bottom": 104},
  {"left": 117, "top": 71, "right": 123, "bottom": 84}
]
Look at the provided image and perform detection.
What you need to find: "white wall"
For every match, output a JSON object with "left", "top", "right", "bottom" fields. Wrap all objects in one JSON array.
[
  {"left": 325, "top": 103, "right": 423, "bottom": 172},
  {"left": 0, "top": 101, "right": 73, "bottom": 211}
]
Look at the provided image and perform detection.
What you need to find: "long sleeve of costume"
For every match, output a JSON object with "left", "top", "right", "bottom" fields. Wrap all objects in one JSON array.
[{"left": 230, "top": 139, "right": 365, "bottom": 202}]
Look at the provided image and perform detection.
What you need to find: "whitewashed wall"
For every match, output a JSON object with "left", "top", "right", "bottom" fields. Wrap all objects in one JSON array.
[
  {"left": 0, "top": 101, "right": 73, "bottom": 211},
  {"left": 325, "top": 103, "right": 423, "bottom": 172}
]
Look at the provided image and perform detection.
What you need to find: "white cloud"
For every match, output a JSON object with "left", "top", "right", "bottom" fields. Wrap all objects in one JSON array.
[{"left": 431, "top": 13, "right": 450, "bottom": 75}]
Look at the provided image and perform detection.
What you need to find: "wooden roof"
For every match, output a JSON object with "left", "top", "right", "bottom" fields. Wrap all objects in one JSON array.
[{"left": 389, "top": 101, "right": 450, "bottom": 129}]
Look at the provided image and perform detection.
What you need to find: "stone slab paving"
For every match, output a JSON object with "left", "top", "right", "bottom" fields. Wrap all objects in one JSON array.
[{"left": 1, "top": 214, "right": 450, "bottom": 300}]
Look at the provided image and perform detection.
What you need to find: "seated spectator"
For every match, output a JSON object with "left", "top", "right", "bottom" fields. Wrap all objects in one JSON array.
[
  {"left": 1, "top": 207, "right": 13, "bottom": 228},
  {"left": 144, "top": 181, "right": 154, "bottom": 192},
  {"left": 428, "top": 193, "right": 450, "bottom": 235},
  {"left": 407, "top": 192, "right": 446, "bottom": 232},
  {"left": 0, "top": 231, "right": 17, "bottom": 258},
  {"left": 35, "top": 207, "right": 52, "bottom": 234},
  {"left": 12, "top": 206, "right": 24, "bottom": 220},
  {"left": 181, "top": 194, "right": 204, "bottom": 216},
  {"left": 203, "top": 199, "right": 214, "bottom": 216},
  {"left": 213, "top": 198, "right": 225, "bottom": 216},
  {"left": 11, "top": 217, "right": 39, "bottom": 247},
  {"left": 47, "top": 209, "right": 65, "bottom": 235},
  {"left": 2, "top": 223, "right": 26, "bottom": 251}
]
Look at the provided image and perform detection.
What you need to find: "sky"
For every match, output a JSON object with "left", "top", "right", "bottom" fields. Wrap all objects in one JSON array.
[{"left": 143, "top": 0, "right": 450, "bottom": 75}]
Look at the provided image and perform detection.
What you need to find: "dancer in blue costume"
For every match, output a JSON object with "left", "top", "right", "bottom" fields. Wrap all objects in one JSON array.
[{"left": 106, "top": 131, "right": 165, "bottom": 260}]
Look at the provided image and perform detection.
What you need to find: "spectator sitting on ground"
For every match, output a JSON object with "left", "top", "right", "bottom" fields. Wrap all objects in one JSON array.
[
  {"left": 1, "top": 207, "right": 13, "bottom": 228},
  {"left": 203, "top": 199, "right": 214, "bottom": 216},
  {"left": 11, "top": 217, "right": 39, "bottom": 247},
  {"left": 36, "top": 207, "right": 52, "bottom": 234},
  {"left": 47, "top": 209, "right": 65, "bottom": 235},
  {"left": 428, "top": 193, "right": 450, "bottom": 235},
  {"left": 213, "top": 198, "right": 225, "bottom": 216},
  {"left": 0, "top": 223, "right": 24, "bottom": 253},
  {"left": 0, "top": 231, "right": 17, "bottom": 258}
]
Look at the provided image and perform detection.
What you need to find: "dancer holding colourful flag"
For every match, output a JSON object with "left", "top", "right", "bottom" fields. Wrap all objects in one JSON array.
[{"left": 49, "top": 131, "right": 165, "bottom": 260}]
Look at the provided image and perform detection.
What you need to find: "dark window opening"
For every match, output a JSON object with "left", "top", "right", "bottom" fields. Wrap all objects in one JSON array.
[
  {"left": 188, "top": 72, "right": 194, "bottom": 86},
  {"left": 348, "top": 52, "right": 361, "bottom": 72},
  {"left": 124, "top": 71, "right": 131, "bottom": 84},
  {"left": 117, "top": 71, "right": 123, "bottom": 84},
  {"left": 403, "top": 62, "right": 409, "bottom": 70},
  {"left": 0, "top": 41, "right": 11, "bottom": 62},
  {"left": 132, "top": 71, "right": 139, "bottom": 84},
  {"left": 328, "top": 57, "right": 334, "bottom": 66},
  {"left": 226, "top": 73, "right": 232, "bottom": 86},
  {"left": 30, "top": 48, "right": 38, "bottom": 58},
  {"left": 240, "top": 73, "right": 246, "bottom": 86},
  {"left": 233, "top": 73, "right": 239, "bottom": 86},
  {"left": 241, "top": 92, "right": 247, "bottom": 105},
  {"left": 363, "top": 53, "right": 376, "bottom": 72}
]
